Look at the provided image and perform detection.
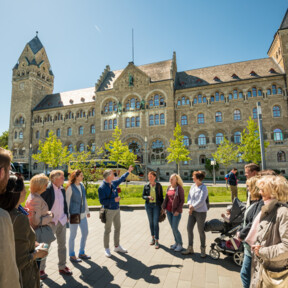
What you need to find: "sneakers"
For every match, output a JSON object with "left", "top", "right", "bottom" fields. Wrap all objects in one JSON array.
[
  {"left": 170, "top": 243, "right": 177, "bottom": 250},
  {"left": 114, "top": 245, "right": 128, "bottom": 253},
  {"left": 59, "top": 266, "right": 73, "bottom": 276},
  {"left": 174, "top": 244, "right": 183, "bottom": 252},
  {"left": 40, "top": 270, "right": 48, "bottom": 280},
  {"left": 200, "top": 247, "right": 206, "bottom": 258},
  {"left": 105, "top": 248, "right": 111, "bottom": 258},
  {"left": 155, "top": 241, "right": 160, "bottom": 249},
  {"left": 150, "top": 238, "right": 155, "bottom": 245},
  {"left": 181, "top": 246, "right": 194, "bottom": 255}
]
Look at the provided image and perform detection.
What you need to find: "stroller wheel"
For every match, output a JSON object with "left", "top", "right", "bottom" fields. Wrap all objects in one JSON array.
[
  {"left": 209, "top": 249, "right": 220, "bottom": 260},
  {"left": 233, "top": 251, "right": 244, "bottom": 266}
]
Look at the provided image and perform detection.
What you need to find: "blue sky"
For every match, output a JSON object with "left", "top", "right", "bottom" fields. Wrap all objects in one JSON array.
[{"left": 0, "top": 0, "right": 287, "bottom": 135}]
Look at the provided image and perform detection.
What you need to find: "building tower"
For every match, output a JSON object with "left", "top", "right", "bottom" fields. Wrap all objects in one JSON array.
[{"left": 8, "top": 34, "right": 54, "bottom": 162}]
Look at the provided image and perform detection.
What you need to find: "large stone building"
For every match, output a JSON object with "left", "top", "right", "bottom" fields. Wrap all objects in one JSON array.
[{"left": 9, "top": 11, "right": 288, "bottom": 179}]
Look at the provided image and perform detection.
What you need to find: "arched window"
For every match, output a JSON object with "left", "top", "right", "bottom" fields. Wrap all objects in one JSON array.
[
  {"left": 186, "top": 98, "right": 189, "bottom": 105},
  {"left": 155, "top": 114, "right": 159, "bottom": 125},
  {"left": 278, "top": 87, "right": 282, "bottom": 95},
  {"left": 104, "top": 120, "right": 108, "bottom": 130},
  {"left": 247, "top": 91, "right": 252, "bottom": 98},
  {"left": 203, "top": 96, "right": 207, "bottom": 103},
  {"left": 253, "top": 108, "right": 257, "bottom": 119},
  {"left": 234, "top": 131, "right": 241, "bottom": 143},
  {"left": 136, "top": 116, "right": 140, "bottom": 127},
  {"left": 131, "top": 117, "right": 136, "bottom": 127},
  {"left": 258, "top": 89, "right": 262, "bottom": 96},
  {"left": 79, "top": 126, "right": 84, "bottom": 135},
  {"left": 216, "top": 133, "right": 224, "bottom": 145},
  {"left": 67, "top": 127, "right": 72, "bottom": 136},
  {"left": 109, "top": 101, "right": 113, "bottom": 112},
  {"left": 233, "top": 90, "right": 238, "bottom": 99},
  {"left": 267, "top": 89, "right": 271, "bottom": 95},
  {"left": 131, "top": 98, "right": 135, "bottom": 109},
  {"left": 68, "top": 144, "right": 73, "bottom": 153},
  {"left": 273, "top": 129, "right": 283, "bottom": 141},
  {"left": 229, "top": 93, "right": 233, "bottom": 100},
  {"left": 181, "top": 115, "right": 188, "bottom": 126},
  {"left": 151, "top": 140, "right": 165, "bottom": 165},
  {"left": 193, "top": 98, "right": 197, "bottom": 104},
  {"left": 108, "top": 120, "right": 112, "bottom": 130},
  {"left": 199, "top": 155, "right": 206, "bottom": 165},
  {"left": 183, "top": 135, "right": 189, "bottom": 146},
  {"left": 113, "top": 119, "right": 117, "bottom": 129},
  {"left": 56, "top": 128, "right": 61, "bottom": 137},
  {"left": 160, "top": 113, "right": 165, "bottom": 125},
  {"left": 198, "top": 113, "right": 204, "bottom": 124},
  {"left": 15, "top": 131, "right": 18, "bottom": 139},
  {"left": 220, "top": 94, "right": 225, "bottom": 101},
  {"left": 277, "top": 151, "right": 286, "bottom": 162},
  {"left": 239, "top": 92, "right": 243, "bottom": 99},
  {"left": 154, "top": 95, "right": 159, "bottom": 106},
  {"left": 215, "top": 112, "right": 222, "bottom": 122},
  {"left": 252, "top": 87, "right": 257, "bottom": 97},
  {"left": 272, "top": 85, "right": 277, "bottom": 95},
  {"left": 90, "top": 125, "right": 95, "bottom": 134},
  {"left": 90, "top": 143, "right": 96, "bottom": 153},
  {"left": 91, "top": 108, "right": 95, "bottom": 116},
  {"left": 234, "top": 109, "right": 241, "bottom": 120},
  {"left": 273, "top": 106, "right": 281, "bottom": 117},
  {"left": 177, "top": 99, "right": 181, "bottom": 106},
  {"left": 126, "top": 118, "right": 130, "bottom": 128},
  {"left": 45, "top": 130, "right": 50, "bottom": 138},
  {"left": 210, "top": 96, "right": 214, "bottom": 103},
  {"left": 198, "top": 94, "right": 202, "bottom": 103},
  {"left": 182, "top": 97, "right": 186, "bottom": 105},
  {"left": 149, "top": 115, "right": 154, "bottom": 126},
  {"left": 198, "top": 134, "right": 206, "bottom": 146},
  {"left": 19, "top": 116, "right": 24, "bottom": 124},
  {"left": 79, "top": 143, "right": 85, "bottom": 152},
  {"left": 215, "top": 92, "right": 219, "bottom": 102}
]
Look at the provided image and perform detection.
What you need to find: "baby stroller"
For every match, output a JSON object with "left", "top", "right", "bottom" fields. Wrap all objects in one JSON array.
[{"left": 204, "top": 198, "right": 246, "bottom": 266}]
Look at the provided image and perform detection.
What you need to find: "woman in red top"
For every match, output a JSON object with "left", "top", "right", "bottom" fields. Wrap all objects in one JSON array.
[{"left": 162, "top": 174, "right": 185, "bottom": 252}]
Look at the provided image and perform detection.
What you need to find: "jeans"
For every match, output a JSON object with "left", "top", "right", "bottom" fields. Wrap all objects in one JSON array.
[
  {"left": 187, "top": 211, "right": 207, "bottom": 248},
  {"left": 240, "top": 254, "right": 252, "bottom": 288},
  {"left": 145, "top": 203, "right": 160, "bottom": 240},
  {"left": 166, "top": 211, "right": 182, "bottom": 245},
  {"left": 69, "top": 217, "right": 89, "bottom": 256}
]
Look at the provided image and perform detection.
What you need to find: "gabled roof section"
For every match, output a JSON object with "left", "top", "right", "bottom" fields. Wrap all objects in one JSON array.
[
  {"left": 33, "top": 87, "right": 95, "bottom": 111},
  {"left": 97, "top": 59, "right": 173, "bottom": 91},
  {"left": 28, "top": 36, "right": 44, "bottom": 55},
  {"left": 279, "top": 9, "right": 288, "bottom": 30},
  {"left": 175, "top": 58, "right": 284, "bottom": 90}
]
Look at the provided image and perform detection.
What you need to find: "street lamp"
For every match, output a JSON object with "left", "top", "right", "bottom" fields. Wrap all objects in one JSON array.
[
  {"left": 29, "top": 143, "right": 32, "bottom": 180},
  {"left": 257, "top": 102, "right": 266, "bottom": 170},
  {"left": 144, "top": 136, "right": 148, "bottom": 182},
  {"left": 211, "top": 160, "right": 216, "bottom": 185}
]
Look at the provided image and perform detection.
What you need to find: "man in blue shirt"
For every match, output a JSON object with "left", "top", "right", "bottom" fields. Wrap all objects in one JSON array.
[
  {"left": 228, "top": 168, "right": 238, "bottom": 202},
  {"left": 98, "top": 165, "right": 133, "bottom": 257}
]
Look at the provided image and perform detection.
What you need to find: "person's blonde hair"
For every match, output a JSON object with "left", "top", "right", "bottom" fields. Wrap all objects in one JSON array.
[
  {"left": 246, "top": 176, "right": 261, "bottom": 200},
  {"left": 170, "top": 173, "right": 184, "bottom": 188},
  {"left": 30, "top": 174, "right": 49, "bottom": 194},
  {"left": 49, "top": 170, "right": 64, "bottom": 183},
  {"left": 257, "top": 175, "right": 288, "bottom": 202}
]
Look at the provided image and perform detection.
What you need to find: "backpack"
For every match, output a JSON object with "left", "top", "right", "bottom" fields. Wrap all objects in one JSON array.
[
  {"left": 225, "top": 173, "right": 230, "bottom": 181},
  {"left": 206, "top": 195, "right": 210, "bottom": 210}
]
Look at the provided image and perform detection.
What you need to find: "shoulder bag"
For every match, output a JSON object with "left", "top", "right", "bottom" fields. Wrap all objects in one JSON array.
[
  {"left": 99, "top": 187, "right": 113, "bottom": 223},
  {"left": 70, "top": 184, "right": 84, "bottom": 224},
  {"left": 35, "top": 215, "right": 56, "bottom": 244}
]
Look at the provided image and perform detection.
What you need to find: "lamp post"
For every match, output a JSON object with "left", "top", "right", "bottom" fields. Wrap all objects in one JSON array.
[
  {"left": 29, "top": 143, "right": 32, "bottom": 180},
  {"left": 211, "top": 160, "right": 216, "bottom": 185},
  {"left": 144, "top": 136, "right": 148, "bottom": 182},
  {"left": 257, "top": 102, "right": 266, "bottom": 170}
]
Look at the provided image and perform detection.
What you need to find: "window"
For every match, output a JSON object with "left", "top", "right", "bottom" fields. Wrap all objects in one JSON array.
[
  {"left": 151, "top": 140, "right": 165, "bottom": 165},
  {"left": 109, "top": 101, "right": 113, "bottom": 112},
  {"left": 237, "top": 152, "right": 244, "bottom": 163},
  {"left": 199, "top": 155, "right": 206, "bottom": 164},
  {"left": 234, "top": 131, "right": 241, "bottom": 144},
  {"left": 198, "top": 94, "right": 202, "bottom": 103},
  {"left": 215, "top": 112, "right": 222, "bottom": 122},
  {"left": 215, "top": 92, "right": 219, "bottom": 102},
  {"left": 277, "top": 151, "right": 286, "bottom": 162},
  {"left": 193, "top": 98, "right": 197, "bottom": 104},
  {"left": 67, "top": 127, "right": 72, "bottom": 136},
  {"left": 272, "top": 85, "right": 277, "bottom": 95},
  {"left": 155, "top": 114, "right": 159, "bottom": 125},
  {"left": 45, "top": 130, "right": 49, "bottom": 138},
  {"left": 108, "top": 120, "right": 112, "bottom": 130},
  {"left": 79, "top": 143, "right": 85, "bottom": 152},
  {"left": 210, "top": 96, "right": 215, "bottom": 103},
  {"left": 267, "top": 89, "right": 271, "bottom": 96},
  {"left": 56, "top": 128, "right": 61, "bottom": 137},
  {"left": 104, "top": 120, "right": 108, "bottom": 130},
  {"left": 19, "top": 117, "right": 24, "bottom": 124},
  {"left": 252, "top": 87, "right": 257, "bottom": 97},
  {"left": 149, "top": 94, "right": 162, "bottom": 107},
  {"left": 136, "top": 101, "right": 140, "bottom": 109},
  {"left": 273, "top": 129, "right": 283, "bottom": 141},
  {"left": 131, "top": 98, "right": 135, "bottom": 109},
  {"left": 198, "top": 134, "right": 206, "bottom": 146},
  {"left": 68, "top": 144, "right": 73, "bottom": 153},
  {"left": 113, "top": 119, "right": 117, "bottom": 129},
  {"left": 160, "top": 114, "right": 165, "bottom": 125},
  {"left": 181, "top": 115, "right": 188, "bottom": 126},
  {"left": 216, "top": 133, "right": 224, "bottom": 145},
  {"left": 14, "top": 131, "right": 17, "bottom": 139},
  {"left": 198, "top": 113, "right": 204, "bottom": 124},
  {"left": 177, "top": 99, "right": 181, "bottom": 106},
  {"left": 203, "top": 96, "right": 207, "bottom": 103},
  {"left": 258, "top": 89, "right": 262, "bottom": 96},
  {"left": 220, "top": 94, "right": 225, "bottom": 101},
  {"left": 278, "top": 88, "right": 282, "bottom": 95},
  {"left": 35, "top": 131, "right": 39, "bottom": 139},
  {"left": 233, "top": 90, "right": 238, "bottom": 99},
  {"left": 126, "top": 118, "right": 130, "bottom": 128},
  {"left": 234, "top": 109, "right": 241, "bottom": 120},
  {"left": 91, "top": 143, "right": 96, "bottom": 153},
  {"left": 154, "top": 95, "right": 159, "bottom": 106},
  {"left": 253, "top": 108, "right": 257, "bottom": 119},
  {"left": 136, "top": 116, "right": 140, "bottom": 127},
  {"left": 239, "top": 92, "right": 243, "bottom": 99},
  {"left": 182, "top": 97, "right": 186, "bottom": 105},
  {"left": 273, "top": 106, "right": 281, "bottom": 117},
  {"left": 247, "top": 91, "right": 252, "bottom": 98},
  {"left": 79, "top": 126, "right": 84, "bottom": 135},
  {"left": 229, "top": 93, "right": 233, "bottom": 100},
  {"left": 149, "top": 115, "right": 154, "bottom": 126},
  {"left": 183, "top": 135, "right": 189, "bottom": 146},
  {"left": 91, "top": 125, "right": 95, "bottom": 134},
  {"left": 131, "top": 117, "right": 136, "bottom": 127}
]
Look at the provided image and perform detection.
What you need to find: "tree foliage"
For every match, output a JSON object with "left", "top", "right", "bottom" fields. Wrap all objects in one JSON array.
[
  {"left": 212, "top": 138, "right": 238, "bottom": 172},
  {"left": 238, "top": 117, "right": 269, "bottom": 164},
  {"left": 32, "top": 131, "right": 72, "bottom": 170},
  {"left": 0, "top": 131, "right": 9, "bottom": 149},
  {"left": 166, "top": 123, "right": 191, "bottom": 174}
]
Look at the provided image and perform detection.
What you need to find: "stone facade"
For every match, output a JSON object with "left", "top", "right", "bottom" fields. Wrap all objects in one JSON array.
[{"left": 9, "top": 12, "right": 288, "bottom": 179}]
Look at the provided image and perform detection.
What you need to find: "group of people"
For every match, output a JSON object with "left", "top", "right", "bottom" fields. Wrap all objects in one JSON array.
[{"left": 1, "top": 146, "right": 288, "bottom": 288}]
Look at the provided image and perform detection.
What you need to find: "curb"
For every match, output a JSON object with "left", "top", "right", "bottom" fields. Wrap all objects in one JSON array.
[{"left": 88, "top": 202, "right": 235, "bottom": 212}]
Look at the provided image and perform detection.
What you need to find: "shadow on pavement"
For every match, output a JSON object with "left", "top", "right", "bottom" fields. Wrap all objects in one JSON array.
[{"left": 111, "top": 253, "right": 182, "bottom": 284}]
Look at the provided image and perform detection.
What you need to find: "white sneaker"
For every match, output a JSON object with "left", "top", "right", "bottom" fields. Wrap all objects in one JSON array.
[
  {"left": 105, "top": 248, "right": 111, "bottom": 257},
  {"left": 114, "top": 245, "right": 128, "bottom": 253},
  {"left": 174, "top": 244, "right": 183, "bottom": 252},
  {"left": 170, "top": 243, "right": 177, "bottom": 250}
]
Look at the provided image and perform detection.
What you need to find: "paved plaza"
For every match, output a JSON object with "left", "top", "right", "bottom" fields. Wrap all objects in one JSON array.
[{"left": 42, "top": 207, "right": 242, "bottom": 288}]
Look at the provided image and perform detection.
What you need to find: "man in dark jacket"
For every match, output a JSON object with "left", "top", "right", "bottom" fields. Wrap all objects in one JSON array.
[
  {"left": 228, "top": 168, "right": 238, "bottom": 202},
  {"left": 40, "top": 170, "right": 72, "bottom": 279},
  {"left": 98, "top": 165, "right": 133, "bottom": 257}
]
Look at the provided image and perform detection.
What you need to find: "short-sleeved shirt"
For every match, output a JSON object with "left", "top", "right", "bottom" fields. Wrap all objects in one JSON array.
[{"left": 166, "top": 188, "right": 176, "bottom": 212}]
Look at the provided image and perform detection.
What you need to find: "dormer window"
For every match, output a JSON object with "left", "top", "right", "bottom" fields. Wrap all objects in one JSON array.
[
  {"left": 213, "top": 76, "right": 220, "bottom": 81},
  {"left": 69, "top": 99, "right": 73, "bottom": 104},
  {"left": 269, "top": 68, "right": 276, "bottom": 74},
  {"left": 231, "top": 74, "right": 239, "bottom": 79},
  {"left": 81, "top": 97, "right": 85, "bottom": 102},
  {"left": 92, "top": 96, "right": 96, "bottom": 100},
  {"left": 250, "top": 71, "right": 257, "bottom": 76}
]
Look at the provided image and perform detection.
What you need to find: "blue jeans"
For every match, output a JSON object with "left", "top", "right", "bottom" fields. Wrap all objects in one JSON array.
[
  {"left": 166, "top": 211, "right": 182, "bottom": 245},
  {"left": 240, "top": 253, "right": 252, "bottom": 288},
  {"left": 145, "top": 203, "right": 160, "bottom": 240},
  {"left": 69, "top": 216, "right": 88, "bottom": 256}
]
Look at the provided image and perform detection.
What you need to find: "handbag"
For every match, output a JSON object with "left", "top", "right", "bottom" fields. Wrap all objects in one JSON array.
[
  {"left": 35, "top": 224, "right": 56, "bottom": 244},
  {"left": 70, "top": 184, "right": 84, "bottom": 224},
  {"left": 158, "top": 209, "right": 166, "bottom": 223},
  {"left": 99, "top": 187, "right": 113, "bottom": 223}
]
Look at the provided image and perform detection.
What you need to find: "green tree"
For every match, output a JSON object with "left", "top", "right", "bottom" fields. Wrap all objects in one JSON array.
[
  {"left": 32, "top": 131, "right": 72, "bottom": 172},
  {"left": 212, "top": 138, "right": 238, "bottom": 173},
  {"left": 0, "top": 131, "right": 9, "bottom": 149},
  {"left": 204, "top": 158, "right": 219, "bottom": 177},
  {"left": 166, "top": 123, "right": 191, "bottom": 175},
  {"left": 105, "top": 126, "right": 137, "bottom": 170},
  {"left": 238, "top": 117, "right": 270, "bottom": 164}
]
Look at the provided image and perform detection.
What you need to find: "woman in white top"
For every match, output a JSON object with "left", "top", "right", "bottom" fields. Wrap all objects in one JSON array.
[
  {"left": 66, "top": 170, "right": 90, "bottom": 263},
  {"left": 182, "top": 171, "right": 208, "bottom": 258}
]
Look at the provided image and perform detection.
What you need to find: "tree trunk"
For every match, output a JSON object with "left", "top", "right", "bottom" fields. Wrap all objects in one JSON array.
[{"left": 177, "top": 163, "right": 180, "bottom": 176}]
